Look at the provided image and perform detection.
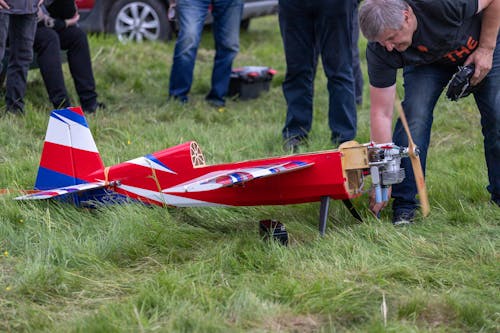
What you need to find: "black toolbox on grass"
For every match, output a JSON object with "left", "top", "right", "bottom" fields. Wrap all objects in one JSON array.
[
  {"left": 259, "top": 219, "right": 288, "bottom": 246},
  {"left": 228, "top": 66, "right": 276, "bottom": 100}
]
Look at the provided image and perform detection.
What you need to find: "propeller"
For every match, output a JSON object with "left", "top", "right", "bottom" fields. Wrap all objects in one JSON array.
[{"left": 394, "top": 97, "right": 430, "bottom": 217}]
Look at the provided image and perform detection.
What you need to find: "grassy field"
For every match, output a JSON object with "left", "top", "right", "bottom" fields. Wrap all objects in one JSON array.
[{"left": 1, "top": 16, "right": 499, "bottom": 332}]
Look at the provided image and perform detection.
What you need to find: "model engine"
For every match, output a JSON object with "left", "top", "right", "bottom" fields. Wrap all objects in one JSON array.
[{"left": 339, "top": 142, "right": 410, "bottom": 203}]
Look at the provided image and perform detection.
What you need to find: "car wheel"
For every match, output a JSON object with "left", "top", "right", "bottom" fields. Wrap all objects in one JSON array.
[
  {"left": 240, "top": 18, "right": 250, "bottom": 31},
  {"left": 106, "top": 0, "right": 172, "bottom": 42}
]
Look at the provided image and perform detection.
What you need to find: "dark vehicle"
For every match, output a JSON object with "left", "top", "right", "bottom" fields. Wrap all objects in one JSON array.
[{"left": 75, "top": 0, "right": 278, "bottom": 42}]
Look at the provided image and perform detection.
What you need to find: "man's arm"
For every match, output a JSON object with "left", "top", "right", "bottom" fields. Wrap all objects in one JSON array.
[
  {"left": 0, "top": 0, "right": 10, "bottom": 10},
  {"left": 369, "top": 84, "right": 397, "bottom": 143},
  {"left": 466, "top": 0, "right": 500, "bottom": 84},
  {"left": 369, "top": 83, "right": 397, "bottom": 215}
]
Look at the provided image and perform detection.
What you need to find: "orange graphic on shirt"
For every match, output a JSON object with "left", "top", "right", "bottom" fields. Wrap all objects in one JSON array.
[
  {"left": 417, "top": 45, "right": 428, "bottom": 52},
  {"left": 443, "top": 36, "right": 478, "bottom": 62}
]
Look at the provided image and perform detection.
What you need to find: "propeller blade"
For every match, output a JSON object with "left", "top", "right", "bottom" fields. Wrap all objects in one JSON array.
[{"left": 394, "top": 97, "right": 430, "bottom": 217}]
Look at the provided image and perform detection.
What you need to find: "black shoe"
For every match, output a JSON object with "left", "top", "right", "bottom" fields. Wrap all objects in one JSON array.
[
  {"left": 490, "top": 192, "right": 500, "bottom": 207},
  {"left": 83, "top": 101, "right": 106, "bottom": 114},
  {"left": 205, "top": 98, "right": 225, "bottom": 108},
  {"left": 169, "top": 95, "right": 189, "bottom": 104},
  {"left": 392, "top": 210, "right": 415, "bottom": 226},
  {"left": 5, "top": 105, "right": 24, "bottom": 116},
  {"left": 283, "top": 137, "right": 303, "bottom": 154}
]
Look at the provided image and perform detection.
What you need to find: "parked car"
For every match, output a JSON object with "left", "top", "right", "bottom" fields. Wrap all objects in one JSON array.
[{"left": 75, "top": 0, "right": 278, "bottom": 42}]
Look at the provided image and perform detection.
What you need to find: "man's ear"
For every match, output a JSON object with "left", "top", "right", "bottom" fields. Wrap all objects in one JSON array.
[{"left": 403, "top": 10, "right": 410, "bottom": 23}]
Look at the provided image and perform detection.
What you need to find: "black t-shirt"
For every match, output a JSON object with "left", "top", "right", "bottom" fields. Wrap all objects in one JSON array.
[
  {"left": 46, "top": 0, "right": 77, "bottom": 19},
  {"left": 367, "top": 0, "right": 481, "bottom": 87}
]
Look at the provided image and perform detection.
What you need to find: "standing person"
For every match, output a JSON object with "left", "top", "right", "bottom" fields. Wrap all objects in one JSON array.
[
  {"left": 0, "top": 0, "right": 40, "bottom": 115},
  {"left": 168, "top": 0, "right": 244, "bottom": 107},
  {"left": 359, "top": 0, "right": 500, "bottom": 224},
  {"left": 34, "top": 0, "right": 104, "bottom": 113},
  {"left": 280, "top": 0, "right": 357, "bottom": 152}
]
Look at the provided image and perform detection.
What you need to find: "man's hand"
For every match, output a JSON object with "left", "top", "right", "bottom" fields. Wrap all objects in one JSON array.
[
  {"left": 0, "top": 0, "right": 10, "bottom": 10},
  {"left": 369, "top": 186, "right": 391, "bottom": 218},
  {"left": 65, "top": 12, "right": 80, "bottom": 27},
  {"left": 465, "top": 46, "right": 494, "bottom": 86}
]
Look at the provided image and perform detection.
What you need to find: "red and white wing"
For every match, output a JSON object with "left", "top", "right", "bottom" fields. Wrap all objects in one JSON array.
[
  {"left": 14, "top": 181, "right": 107, "bottom": 200},
  {"left": 165, "top": 160, "right": 313, "bottom": 193}
]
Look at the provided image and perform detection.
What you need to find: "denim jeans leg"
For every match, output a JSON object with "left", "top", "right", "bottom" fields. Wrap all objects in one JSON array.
[
  {"left": 168, "top": 0, "right": 209, "bottom": 101},
  {"left": 5, "top": 14, "right": 37, "bottom": 111},
  {"left": 317, "top": 0, "right": 356, "bottom": 144},
  {"left": 0, "top": 13, "right": 8, "bottom": 74},
  {"left": 473, "top": 37, "right": 500, "bottom": 205},
  {"left": 279, "top": 0, "right": 316, "bottom": 140},
  {"left": 352, "top": 3, "right": 363, "bottom": 105},
  {"left": 392, "top": 64, "right": 451, "bottom": 214},
  {"left": 206, "top": 0, "right": 243, "bottom": 104}
]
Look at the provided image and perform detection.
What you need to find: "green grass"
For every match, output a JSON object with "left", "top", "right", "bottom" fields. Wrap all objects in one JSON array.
[{"left": 1, "top": 16, "right": 499, "bottom": 332}]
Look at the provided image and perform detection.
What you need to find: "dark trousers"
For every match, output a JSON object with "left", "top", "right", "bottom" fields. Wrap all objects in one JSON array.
[
  {"left": 1, "top": 13, "right": 37, "bottom": 112},
  {"left": 33, "top": 25, "right": 97, "bottom": 110},
  {"left": 352, "top": 2, "right": 363, "bottom": 105},
  {"left": 279, "top": 0, "right": 357, "bottom": 144}
]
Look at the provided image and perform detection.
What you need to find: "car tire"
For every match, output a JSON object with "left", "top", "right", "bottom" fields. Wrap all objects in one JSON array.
[
  {"left": 240, "top": 18, "right": 250, "bottom": 31},
  {"left": 106, "top": 0, "right": 172, "bottom": 42}
]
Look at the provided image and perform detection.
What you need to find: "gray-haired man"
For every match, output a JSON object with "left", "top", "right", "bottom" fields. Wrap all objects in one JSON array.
[{"left": 359, "top": 0, "right": 499, "bottom": 224}]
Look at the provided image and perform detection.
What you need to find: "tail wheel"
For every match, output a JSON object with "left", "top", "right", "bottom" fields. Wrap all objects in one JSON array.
[{"left": 106, "top": 0, "right": 172, "bottom": 42}]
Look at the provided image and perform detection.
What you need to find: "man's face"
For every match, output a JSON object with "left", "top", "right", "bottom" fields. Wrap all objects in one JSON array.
[{"left": 376, "top": 10, "right": 415, "bottom": 52}]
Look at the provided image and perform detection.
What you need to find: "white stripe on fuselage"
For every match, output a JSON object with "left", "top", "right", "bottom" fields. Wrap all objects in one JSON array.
[{"left": 118, "top": 184, "right": 226, "bottom": 207}]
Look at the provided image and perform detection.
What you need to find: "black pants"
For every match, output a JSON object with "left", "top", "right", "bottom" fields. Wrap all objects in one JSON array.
[{"left": 33, "top": 24, "right": 97, "bottom": 111}]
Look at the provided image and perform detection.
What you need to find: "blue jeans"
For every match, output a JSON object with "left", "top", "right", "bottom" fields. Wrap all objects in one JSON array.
[
  {"left": 0, "top": 13, "right": 8, "bottom": 71},
  {"left": 1, "top": 13, "right": 37, "bottom": 111},
  {"left": 352, "top": 2, "right": 363, "bottom": 106},
  {"left": 279, "top": 0, "right": 357, "bottom": 144},
  {"left": 169, "top": 0, "right": 243, "bottom": 105},
  {"left": 392, "top": 37, "right": 500, "bottom": 213}
]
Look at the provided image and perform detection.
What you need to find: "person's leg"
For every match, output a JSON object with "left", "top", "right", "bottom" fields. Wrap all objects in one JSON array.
[
  {"left": 352, "top": 1, "right": 363, "bottom": 106},
  {"left": 33, "top": 25, "right": 71, "bottom": 109},
  {"left": 392, "top": 64, "right": 452, "bottom": 221},
  {"left": 0, "top": 13, "right": 8, "bottom": 76},
  {"left": 168, "top": 0, "right": 210, "bottom": 102},
  {"left": 5, "top": 13, "right": 37, "bottom": 113},
  {"left": 58, "top": 26, "right": 98, "bottom": 112},
  {"left": 317, "top": 0, "right": 356, "bottom": 145},
  {"left": 473, "top": 37, "right": 500, "bottom": 206},
  {"left": 279, "top": 0, "right": 316, "bottom": 141},
  {"left": 206, "top": 0, "right": 243, "bottom": 106}
]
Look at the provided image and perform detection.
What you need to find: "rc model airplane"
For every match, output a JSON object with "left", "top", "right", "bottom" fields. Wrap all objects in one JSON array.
[{"left": 14, "top": 107, "right": 428, "bottom": 235}]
